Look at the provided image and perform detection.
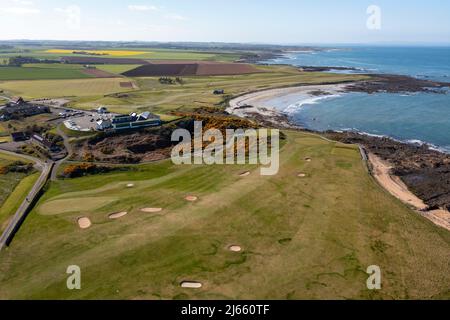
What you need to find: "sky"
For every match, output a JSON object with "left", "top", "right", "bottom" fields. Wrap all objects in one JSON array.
[{"left": 0, "top": 0, "right": 449, "bottom": 44}]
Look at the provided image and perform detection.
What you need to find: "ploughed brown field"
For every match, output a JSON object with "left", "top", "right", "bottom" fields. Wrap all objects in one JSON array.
[{"left": 122, "top": 61, "right": 264, "bottom": 77}]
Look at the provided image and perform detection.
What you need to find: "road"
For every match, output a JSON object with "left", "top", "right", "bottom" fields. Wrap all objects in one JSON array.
[
  {"left": 0, "top": 149, "right": 53, "bottom": 251},
  {"left": 51, "top": 124, "right": 72, "bottom": 181}
]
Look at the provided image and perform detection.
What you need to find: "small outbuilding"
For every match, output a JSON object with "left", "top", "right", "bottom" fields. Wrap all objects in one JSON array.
[
  {"left": 97, "top": 106, "right": 108, "bottom": 114},
  {"left": 96, "top": 119, "right": 112, "bottom": 131},
  {"left": 11, "top": 132, "right": 29, "bottom": 142}
]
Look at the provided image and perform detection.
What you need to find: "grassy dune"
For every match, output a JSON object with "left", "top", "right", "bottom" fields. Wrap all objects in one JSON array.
[{"left": 0, "top": 131, "right": 449, "bottom": 299}]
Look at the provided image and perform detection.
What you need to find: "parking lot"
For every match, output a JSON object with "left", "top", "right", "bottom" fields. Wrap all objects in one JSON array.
[{"left": 62, "top": 109, "right": 117, "bottom": 132}]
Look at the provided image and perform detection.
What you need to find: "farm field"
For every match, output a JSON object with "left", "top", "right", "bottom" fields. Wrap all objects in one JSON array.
[
  {"left": 0, "top": 66, "right": 94, "bottom": 81},
  {"left": 0, "top": 131, "right": 449, "bottom": 299},
  {"left": 0, "top": 48, "right": 240, "bottom": 62},
  {"left": 0, "top": 78, "right": 137, "bottom": 99}
]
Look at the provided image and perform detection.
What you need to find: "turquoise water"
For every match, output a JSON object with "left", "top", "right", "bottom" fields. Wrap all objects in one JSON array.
[{"left": 265, "top": 47, "right": 450, "bottom": 151}]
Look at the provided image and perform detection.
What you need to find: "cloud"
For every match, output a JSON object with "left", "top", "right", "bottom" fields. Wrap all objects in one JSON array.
[
  {"left": 0, "top": 7, "right": 40, "bottom": 15},
  {"left": 0, "top": 0, "right": 39, "bottom": 16},
  {"left": 128, "top": 5, "right": 159, "bottom": 12},
  {"left": 164, "top": 13, "right": 187, "bottom": 21},
  {"left": 12, "top": 0, "right": 34, "bottom": 5}
]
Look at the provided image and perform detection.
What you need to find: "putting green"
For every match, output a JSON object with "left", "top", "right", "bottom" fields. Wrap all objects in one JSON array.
[{"left": 38, "top": 197, "right": 117, "bottom": 215}]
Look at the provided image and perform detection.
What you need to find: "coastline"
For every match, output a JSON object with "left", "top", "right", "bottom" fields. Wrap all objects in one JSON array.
[
  {"left": 227, "top": 83, "right": 450, "bottom": 232},
  {"left": 367, "top": 152, "right": 450, "bottom": 231},
  {"left": 227, "top": 83, "right": 347, "bottom": 128}
]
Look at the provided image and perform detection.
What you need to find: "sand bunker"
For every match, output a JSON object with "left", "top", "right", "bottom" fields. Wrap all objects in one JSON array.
[
  {"left": 239, "top": 171, "right": 251, "bottom": 177},
  {"left": 108, "top": 212, "right": 128, "bottom": 219},
  {"left": 185, "top": 196, "right": 198, "bottom": 202},
  {"left": 77, "top": 217, "right": 92, "bottom": 229},
  {"left": 126, "top": 184, "right": 134, "bottom": 188},
  {"left": 297, "top": 173, "right": 307, "bottom": 178},
  {"left": 229, "top": 245, "right": 242, "bottom": 252},
  {"left": 305, "top": 158, "right": 312, "bottom": 162},
  {"left": 141, "top": 208, "right": 163, "bottom": 213},
  {"left": 180, "top": 281, "right": 203, "bottom": 289}
]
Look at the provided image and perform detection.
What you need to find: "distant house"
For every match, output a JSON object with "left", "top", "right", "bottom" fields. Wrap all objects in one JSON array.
[
  {"left": 11, "top": 132, "right": 29, "bottom": 142},
  {"left": 8, "top": 97, "right": 25, "bottom": 106},
  {"left": 213, "top": 89, "right": 225, "bottom": 95},
  {"left": 31, "top": 134, "right": 59, "bottom": 152}
]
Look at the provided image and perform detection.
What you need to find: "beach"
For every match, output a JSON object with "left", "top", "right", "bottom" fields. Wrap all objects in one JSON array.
[{"left": 227, "top": 83, "right": 347, "bottom": 128}]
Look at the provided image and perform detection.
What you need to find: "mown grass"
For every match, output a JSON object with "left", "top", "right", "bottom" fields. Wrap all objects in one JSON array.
[{"left": 0, "top": 131, "right": 449, "bottom": 300}]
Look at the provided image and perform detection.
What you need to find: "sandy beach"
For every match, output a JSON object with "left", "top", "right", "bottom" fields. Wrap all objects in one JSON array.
[
  {"left": 369, "top": 153, "right": 450, "bottom": 231},
  {"left": 227, "top": 83, "right": 348, "bottom": 127}
]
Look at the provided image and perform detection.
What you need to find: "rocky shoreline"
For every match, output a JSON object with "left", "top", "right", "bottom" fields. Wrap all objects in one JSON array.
[
  {"left": 345, "top": 74, "right": 449, "bottom": 94},
  {"left": 325, "top": 131, "right": 450, "bottom": 211}
]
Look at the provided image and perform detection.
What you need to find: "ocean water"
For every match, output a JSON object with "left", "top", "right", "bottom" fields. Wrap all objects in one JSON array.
[{"left": 264, "top": 46, "right": 450, "bottom": 151}]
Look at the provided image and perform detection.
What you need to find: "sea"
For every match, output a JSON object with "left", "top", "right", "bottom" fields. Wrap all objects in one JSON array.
[{"left": 263, "top": 46, "right": 450, "bottom": 152}]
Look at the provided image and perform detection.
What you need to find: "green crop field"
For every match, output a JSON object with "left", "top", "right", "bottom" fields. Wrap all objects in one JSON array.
[
  {"left": 22, "top": 64, "right": 88, "bottom": 70},
  {"left": 0, "top": 66, "right": 93, "bottom": 80},
  {"left": 1, "top": 131, "right": 449, "bottom": 299},
  {"left": 0, "top": 78, "right": 137, "bottom": 99}
]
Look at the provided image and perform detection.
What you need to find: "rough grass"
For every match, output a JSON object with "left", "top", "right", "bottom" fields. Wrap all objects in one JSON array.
[
  {"left": 0, "top": 172, "right": 39, "bottom": 234},
  {"left": 0, "top": 78, "right": 137, "bottom": 99},
  {"left": 0, "top": 136, "right": 11, "bottom": 143},
  {"left": 0, "top": 152, "right": 37, "bottom": 234},
  {"left": 0, "top": 131, "right": 449, "bottom": 300}
]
